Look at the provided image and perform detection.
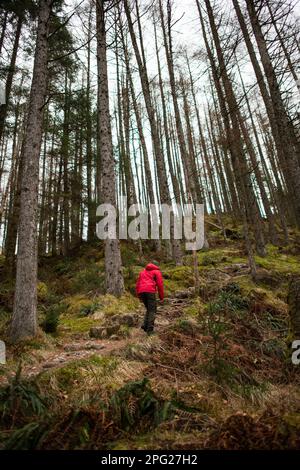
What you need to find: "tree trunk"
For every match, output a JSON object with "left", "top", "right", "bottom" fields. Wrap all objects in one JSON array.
[
  {"left": 124, "top": 0, "right": 182, "bottom": 264},
  {"left": 288, "top": 276, "right": 300, "bottom": 340},
  {"left": 245, "top": 0, "right": 300, "bottom": 227},
  {"left": 10, "top": 0, "right": 52, "bottom": 343},
  {"left": 86, "top": 4, "right": 95, "bottom": 241},
  {"left": 96, "top": 0, "right": 124, "bottom": 296},
  {"left": 0, "top": 10, "right": 8, "bottom": 55},
  {"left": 0, "top": 15, "right": 22, "bottom": 143}
]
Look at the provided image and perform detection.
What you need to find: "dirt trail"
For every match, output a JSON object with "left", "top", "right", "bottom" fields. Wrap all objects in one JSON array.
[
  {"left": 2, "top": 263, "right": 248, "bottom": 383},
  {"left": 14, "top": 294, "right": 191, "bottom": 380}
]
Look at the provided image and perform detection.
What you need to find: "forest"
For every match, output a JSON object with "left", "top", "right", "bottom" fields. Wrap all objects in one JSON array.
[{"left": 0, "top": 0, "right": 300, "bottom": 452}]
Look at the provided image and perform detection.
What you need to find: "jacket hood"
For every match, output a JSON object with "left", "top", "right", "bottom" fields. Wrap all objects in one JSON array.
[{"left": 145, "top": 263, "right": 160, "bottom": 271}]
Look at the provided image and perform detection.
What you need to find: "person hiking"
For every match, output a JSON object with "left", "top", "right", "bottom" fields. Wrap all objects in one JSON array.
[{"left": 136, "top": 262, "right": 164, "bottom": 335}]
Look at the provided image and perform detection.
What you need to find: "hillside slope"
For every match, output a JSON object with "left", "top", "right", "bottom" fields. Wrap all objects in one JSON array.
[{"left": 0, "top": 223, "right": 300, "bottom": 449}]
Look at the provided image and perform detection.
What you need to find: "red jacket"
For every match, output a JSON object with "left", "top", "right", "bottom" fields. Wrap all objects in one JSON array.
[{"left": 136, "top": 263, "right": 164, "bottom": 300}]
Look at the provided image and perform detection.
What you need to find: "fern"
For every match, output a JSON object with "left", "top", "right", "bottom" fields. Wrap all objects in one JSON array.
[
  {"left": 108, "top": 378, "right": 193, "bottom": 430},
  {"left": 0, "top": 364, "right": 47, "bottom": 422},
  {"left": 4, "top": 421, "right": 49, "bottom": 450}
]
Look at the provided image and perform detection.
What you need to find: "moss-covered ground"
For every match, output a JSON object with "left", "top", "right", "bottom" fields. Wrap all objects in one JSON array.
[{"left": 0, "top": 219, "right": 300, "bottom": 449}]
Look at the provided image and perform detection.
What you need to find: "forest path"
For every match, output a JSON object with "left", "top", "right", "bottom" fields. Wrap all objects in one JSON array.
[{"left": 18, "top": 292, "right": 192, "bottom": 379}]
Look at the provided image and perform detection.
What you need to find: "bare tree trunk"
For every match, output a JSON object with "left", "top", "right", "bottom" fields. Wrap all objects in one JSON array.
[
  {"left": 153, "top": 18, "right": 181, "bottom": 205},
  {"left": 71, "top": 116, "right": 82, "bottom": 250},
  {"left": 245, "top": 0, "right": 300, "bottom": 227},
  {"left": 197, "top": 0, "right": 259, "bottom": 273},
  {"left": 236, "top": 59, "right": 279, "bottom": 245},
  {"left": 96, "top": 0, "right": 124, "bottom": 296},
  {"left": 51, "top": 154, "right": 62, "bottom": 256},
  {"left": 288, "top": 276, "right": 300, "bottom": 340},
  {"left": 251, "top": 111, "right": 289, "bottom": 243},
  {"left": 86, "top": 4, "right": 95, "bottom": 241},
  {"left": 38, "top": 107, "right": 49, "bottom": 255},
  {"left": 122, "top": 76, "right": 136, "bottom": 206},
  {"left": 0, "top": 15, "right": 23, "bottom": 143},
  {"left": 206, "top": 107, "right": 231, "bottom": 214},
  {"left": 124, "top": 0, "right": 182, "bottom": 264},
  {"left": 10, "top": 0, "right": 52, "bottom": 343},
  {"left": 159, "top": 0, "right": 200, "bottom": 205},
  {"left": 4, "top": 90, "right": 25, "bottom": 273},
  {"left": 62, "top": 72, "right": 71, "bottom": 255},
  {"left": 266, "top": 2, "right": 299, "bottom": 91},
  {"left": 0, "top": 10, "right": 8, "bottom": 56},
  {"left": 209, "top": 80, "right": 240, "bottom": 216}
]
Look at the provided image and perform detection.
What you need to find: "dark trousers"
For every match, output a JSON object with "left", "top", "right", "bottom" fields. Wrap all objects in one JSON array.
[{"left": 140, "top": 292, "right": 157, "bottom": 332}]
